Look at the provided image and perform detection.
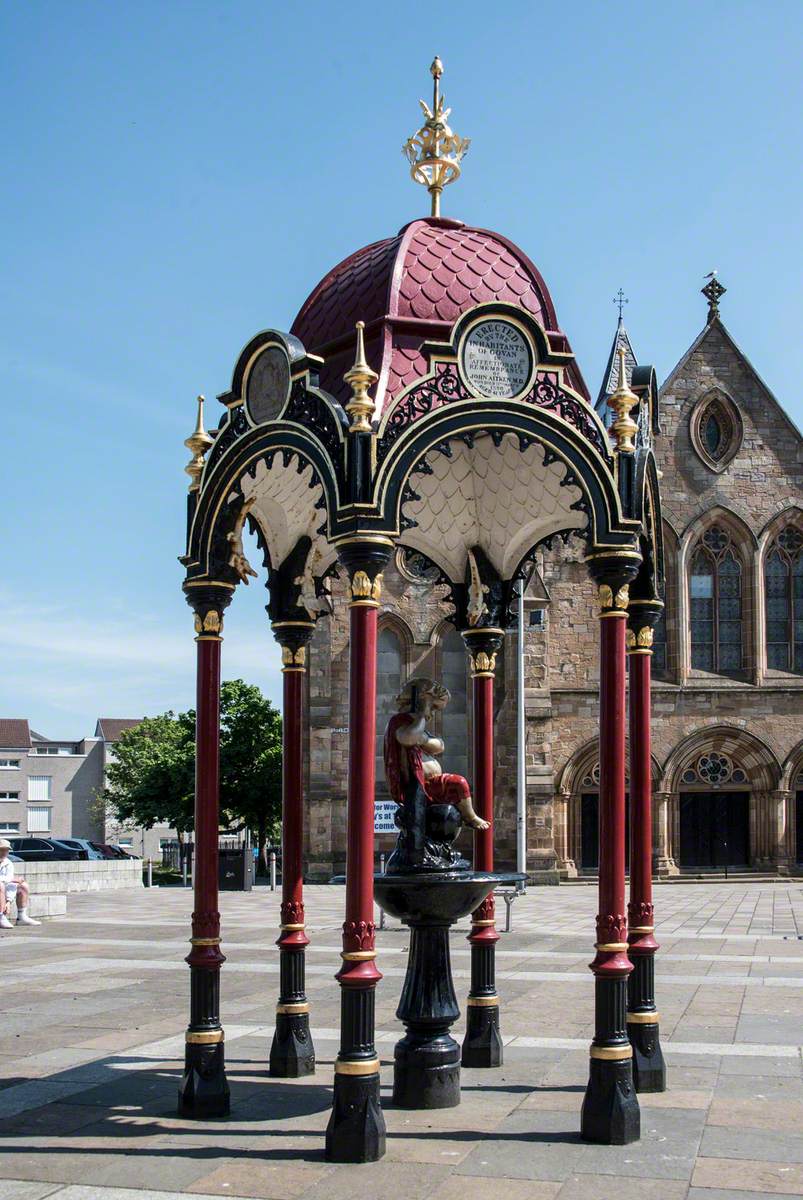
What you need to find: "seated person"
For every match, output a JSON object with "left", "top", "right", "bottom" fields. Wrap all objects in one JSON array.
[
  {"left": 0, "top": 838, "right": 41, "bottom": 928},
  {"left": 384, "top": 676, "right": 489, "bottom": 831}
]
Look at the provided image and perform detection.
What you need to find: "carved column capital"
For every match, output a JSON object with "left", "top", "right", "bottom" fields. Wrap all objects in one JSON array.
[
  {"left": 335, "top": 536, "right": 394, "bottom": 608},
  {"left": 462, "top": 627, "right": 505, "bottom": 677},
  {"left": 272, "top": 620, "right": 315, "bottom": 672},
  {"left": 586, "top": 549, "right": 641, "bottom": 619},
  {"left": 627, "top": 599, "right": 663, "bottom": 655},
  {"left": 184, "top": 581, "right": 235, "bottom": 639}
]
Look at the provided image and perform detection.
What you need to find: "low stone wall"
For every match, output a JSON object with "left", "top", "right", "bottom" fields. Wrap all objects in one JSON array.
[{"left": 19, "top": 859, "right": 143, "bottom": 896}]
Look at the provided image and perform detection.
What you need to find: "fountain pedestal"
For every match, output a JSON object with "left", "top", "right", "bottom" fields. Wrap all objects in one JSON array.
[{"left": 375, "top": 870, "right": 522, "bottom": 1108}]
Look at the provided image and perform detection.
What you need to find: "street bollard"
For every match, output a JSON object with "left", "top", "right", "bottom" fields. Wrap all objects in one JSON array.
[
  {"left": 379, "top": 853, "right": 386, "bottom": 929},
  {"left": 182, "top": 856, "right": 188, "bottom": 888},
  {"left": 270, "top": 850, "right": 277, "bottom": 892},
  {"left": 147, "top": 858, "right": 153, "bottom": 888}
]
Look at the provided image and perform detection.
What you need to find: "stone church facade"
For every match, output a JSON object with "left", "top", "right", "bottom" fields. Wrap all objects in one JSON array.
[{"left": 303, "top": 286, "right": 803, "bottom": 882}]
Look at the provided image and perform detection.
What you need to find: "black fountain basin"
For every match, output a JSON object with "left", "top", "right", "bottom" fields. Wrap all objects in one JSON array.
[{"left": 374, "top": 870, "right": 523, "bottom": 925}]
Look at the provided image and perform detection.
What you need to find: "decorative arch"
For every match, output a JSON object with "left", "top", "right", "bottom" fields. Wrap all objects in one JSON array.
[
  {"left": 663, "top": 725, "right": 781, "bottom": 794},
  {"left": 662, "top": 725, "right": 782, "bottom": 871},
  {"left": 781, "top": 740, "right": 803, "bottom": 792},
  {"left": 689, "top": 387, "right": 743, "bottom": 473},
  {"left": 556, "top": 738, "right": 662, "bottom": 875},
  {"left": 377, "top": 610, "right": 415, "bottom": 664}
]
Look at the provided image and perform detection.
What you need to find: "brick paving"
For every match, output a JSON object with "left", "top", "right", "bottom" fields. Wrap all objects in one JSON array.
[{"left": 0, "top": 881, "right": 802, "bottom": 1200}]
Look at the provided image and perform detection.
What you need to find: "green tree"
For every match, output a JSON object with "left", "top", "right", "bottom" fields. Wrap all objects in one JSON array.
[{"left": 103, "top": 680, "right": 282, "bottom": 865}]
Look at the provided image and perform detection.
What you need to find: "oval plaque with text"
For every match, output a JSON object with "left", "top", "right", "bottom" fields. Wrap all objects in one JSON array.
[
  {"left": 462, "top": 319, "right": 533, "bottom": 399},
  {"left": 246, "top": 345, "right": 291, "bottom": 424}
]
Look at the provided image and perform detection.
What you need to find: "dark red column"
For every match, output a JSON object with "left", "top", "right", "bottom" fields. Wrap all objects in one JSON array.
[
  {"left": 581, "top": 575, "right": 640, "bottom": 1144},
  {"left": 326, "top": 545, "right": 391, "bottom": 1163},
  {"left": 461, "top": 629, "right": 504, "bottom": 1068},
  {"left": 179, "top": 590, "right": 231, "bottom": 1117},
  {"left": 627, "top": 606, "right": 666, "bottom": 1091},
  {"left": 270, "top": 624, "right": 316, "bottom": 1076}
]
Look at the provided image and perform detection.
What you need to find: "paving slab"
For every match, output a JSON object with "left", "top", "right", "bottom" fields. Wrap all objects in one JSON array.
[{"left": 1, "top": 882, "right": 801, "bottom": 1196}]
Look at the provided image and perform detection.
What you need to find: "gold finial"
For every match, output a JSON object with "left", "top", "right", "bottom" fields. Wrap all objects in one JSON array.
[
  {"left": 607, "top": 348, "right": 638, "bottom": 454},
  {"left": 184, "top": 394, "right": 213, "bottom": 491},
  {"left": 343, "top": 322, "right": 378, "bottom": 433},
  {"left": 403, "top": 56, "right": 470, "bottom": 218}
]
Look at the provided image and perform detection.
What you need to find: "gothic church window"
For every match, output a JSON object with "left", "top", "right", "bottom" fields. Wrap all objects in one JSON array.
[
  {"left": 690, "top": 526, "right": 743, "bottom": 674},
  {"left": 690, "top": 391, "right": 742, "bottom": 472},
  {"left": 375, "top": 627, "right": 404, "bottom": 794},
  {"left": 440, "top": 626, "right": 469, "bottom": 781},
  {"left": 652, "top": 604, "right": 668, "bottom": 677},
  {"left": 765, "top": 525, "right": 803, "bottom": 673}
]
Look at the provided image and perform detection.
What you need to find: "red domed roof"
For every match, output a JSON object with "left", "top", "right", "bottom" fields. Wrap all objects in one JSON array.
[{"left": 291, "top": 216, "right": 588, "bottom": 413}]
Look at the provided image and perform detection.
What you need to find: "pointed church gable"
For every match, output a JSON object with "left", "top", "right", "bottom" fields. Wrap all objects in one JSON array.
[{"left": 657, "top": 318, "right": 802, "bottom": 533}]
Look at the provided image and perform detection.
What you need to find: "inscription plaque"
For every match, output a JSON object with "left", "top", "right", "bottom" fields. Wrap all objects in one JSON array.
[
  {"left": 246, "top": 345, "right": 290, "bottom": 424},
  {"left": 462, "top": 319, "right": 533, "bottom": 399}
]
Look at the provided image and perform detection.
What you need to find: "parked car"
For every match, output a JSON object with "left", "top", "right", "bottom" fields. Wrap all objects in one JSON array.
[
  {"left": 8, "top": 837, "right": 88, "bottom": 861},
  {"left": 58, "top": 838, "right": 106, "bottom": 860},
  {"left": 89, "top": 842, "right": 140, "bottom": 860}
]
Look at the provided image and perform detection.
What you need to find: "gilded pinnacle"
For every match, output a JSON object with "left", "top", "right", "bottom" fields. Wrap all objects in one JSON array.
[
  {"left": 403, "top": 56, "right": 470, "bottom": 219},
  {"left": 607, "top": 348, "right": 638, "bottom": 454},
  {"left": 184, "top": 394, "right": 213, "bottom": 491},
  {"left": 344, "top": 322, "right": 378, "bottom": 434}
]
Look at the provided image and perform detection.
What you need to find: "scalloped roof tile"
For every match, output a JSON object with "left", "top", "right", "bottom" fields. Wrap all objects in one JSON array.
[{"left": 291, "top": 216, "right": 587, "bottom": 411}]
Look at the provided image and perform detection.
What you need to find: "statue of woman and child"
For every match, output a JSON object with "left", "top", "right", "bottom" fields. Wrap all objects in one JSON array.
[{"left": 383, "top": 676, "right": 487, "bottom": 873}]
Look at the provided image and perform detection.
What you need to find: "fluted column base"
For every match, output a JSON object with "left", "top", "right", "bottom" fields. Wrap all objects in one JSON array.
[
  {"left": 178, "top": 1034, "right": 230, "bottom": 1118},
  {"left": 581, "top": 974, "right": 640, "bottom": 1145},
  {"left": 581, "top": 1053, "right": 640, "bottom": 1145},
  {"left": 326, "top": 1069, "right": 385, "bottom": 1163},
  {"left": 270, "top": 1010, "right": 315, "bottom": 1078},
  {"left": 325, "top": 986, "right": 386, "bottom": 1163},
  {"left": 627, "top": 952, "right": 666, "bottom": 1093}
]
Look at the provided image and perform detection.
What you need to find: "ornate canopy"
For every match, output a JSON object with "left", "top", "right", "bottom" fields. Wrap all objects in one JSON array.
[{"left": 181, "top": 63, "right": 663, "bottom": 639}]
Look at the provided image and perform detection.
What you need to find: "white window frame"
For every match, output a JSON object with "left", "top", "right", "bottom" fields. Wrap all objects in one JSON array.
[
  {"left": 27, "top": 805, "right": 52, "bottom": 833},
  {"left": 28, "top": 776, "right": 52, "bottom": 803},
  {"left": 0, "top": 759, "right": 20, "bottom": 770},
  {"left": 0, "top": 822, "right": 20, "bottom": 834},
  {"left": 0, "top": 791, "right": 20, "bottom": 801}
]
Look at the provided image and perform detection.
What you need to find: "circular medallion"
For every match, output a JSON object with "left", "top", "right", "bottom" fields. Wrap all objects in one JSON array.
[
  {"left": 245, "top": 345, "right": 290, "bottom": 424},
  {"left": 462, "top": 319, "right": 533, "bottom": 399},
  {"left": 396, "top": 547, "right": 441, "bottom": 585}
]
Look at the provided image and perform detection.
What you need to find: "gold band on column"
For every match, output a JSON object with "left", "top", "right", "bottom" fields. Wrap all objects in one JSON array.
[
  {"left": 334, "top": 1057, "right": 380, "bottom": 1075},
  {"left": 276, "top": 1002, "right": 310, "bottom": 1015},
  {"left": 186, "top": 1029, "right": 224, "bottom": 1044},
  {"left": 627, "top": 1011, "right": 660, "bottom": 1024},
  {"left": 589, "top": 1044, "right": 632, "bottom": 1060},
  {"left": 466, "top": 995, "right": 499, "bottom": 1007}
]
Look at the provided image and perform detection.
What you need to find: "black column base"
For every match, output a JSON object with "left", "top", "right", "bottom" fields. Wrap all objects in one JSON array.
[
  {"left": 269, "top": 1011, "right": 315, "bottom": 1078},
  {"left": 628, "top": 1020, "right": 666, "bottom": 1093},
  {"left": 178, "top": 1039, "right": 230, "bottom": 1118},
  {"left": 325, "top": 1070, "right": 386, "bottom": 1163},
  {"left": 394, "top": 1030, "right": 461, "bottom": 1108},
  {"left": 581, "top": 1056, "right": 640, "bottom": 1145},
  {"left": 461, "top": 1002, "right": 503, "bottom": 1068}
]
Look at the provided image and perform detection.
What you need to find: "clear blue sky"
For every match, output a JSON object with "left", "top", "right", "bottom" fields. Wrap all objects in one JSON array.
[{"left": 2, "top": 1, "right": 801, "bottom": 736}]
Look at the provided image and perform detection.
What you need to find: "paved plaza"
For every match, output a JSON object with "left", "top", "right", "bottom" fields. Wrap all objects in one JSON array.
[{"left": 1, "top": 881, "right": 802, "bottom": 1200}]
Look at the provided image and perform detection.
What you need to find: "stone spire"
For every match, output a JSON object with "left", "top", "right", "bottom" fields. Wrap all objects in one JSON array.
[{"left": 595, "top": 300, "right": 638, "bottom": 419}]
